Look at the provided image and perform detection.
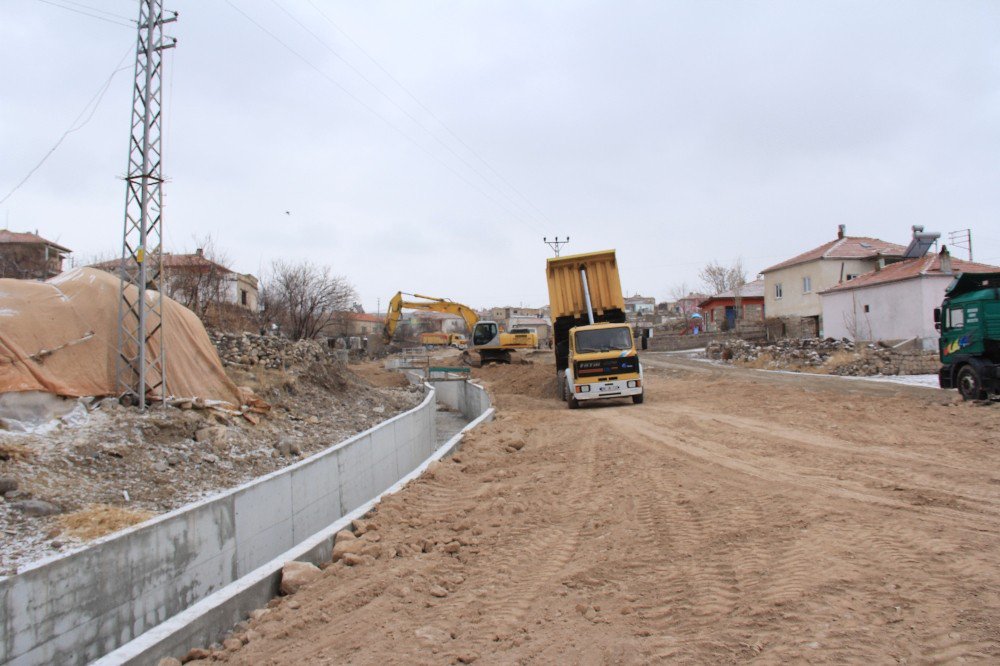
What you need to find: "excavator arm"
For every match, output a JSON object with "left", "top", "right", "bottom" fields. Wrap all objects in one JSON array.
[{"left": 382, "top": 292, "right": 480, "bottom": 345}]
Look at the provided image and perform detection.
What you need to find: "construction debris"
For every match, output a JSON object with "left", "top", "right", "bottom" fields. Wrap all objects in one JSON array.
[{"left": 706, "top": 338, "right": 940, "bottom": 375}]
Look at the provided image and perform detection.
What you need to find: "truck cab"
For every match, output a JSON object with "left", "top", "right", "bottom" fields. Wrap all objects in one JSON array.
[
  {"left": 563, "top": 322, "right": 643, "bottom": 408},
  {"left": 936, "top": 272, "right": 1000, "bottom": 400}
]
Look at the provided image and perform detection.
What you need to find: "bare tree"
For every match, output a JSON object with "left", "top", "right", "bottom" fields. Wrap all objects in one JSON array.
[
  {"left": 262, "top": 260, "right": 357, "bottom": 340},
  {"left": 698, "top": 258, "right": 747, "bottom": 295}
]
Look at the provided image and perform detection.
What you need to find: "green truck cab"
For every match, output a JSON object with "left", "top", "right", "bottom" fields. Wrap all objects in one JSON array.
[{"left": 935, "top": 272, "right": 1000, "bottom": 400}]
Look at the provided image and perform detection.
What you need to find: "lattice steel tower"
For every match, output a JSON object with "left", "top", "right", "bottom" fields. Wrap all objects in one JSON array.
[{"left": 117, "top": 0, "right": 176, "bottom": 408}]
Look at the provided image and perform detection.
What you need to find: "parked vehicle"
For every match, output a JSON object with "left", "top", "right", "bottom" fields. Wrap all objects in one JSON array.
[
  {"left": 546, "top": 249, "right": 643, "bottom": 408},
  {"left": 935, "top": 272, "right": 1000, "bottom": 400}
]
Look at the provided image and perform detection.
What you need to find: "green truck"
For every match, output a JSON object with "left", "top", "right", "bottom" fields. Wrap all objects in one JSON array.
[{"left": 935, "top": 272, "right": 1000, "bottom": 400}]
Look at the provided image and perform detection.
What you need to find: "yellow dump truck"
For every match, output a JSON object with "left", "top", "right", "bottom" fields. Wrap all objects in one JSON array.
[
  {"left": 418, "top": 332, "right": 467, "bottom": 348},
  {"left": 546, "top": 250, "right": 643, "bottom": 408}
]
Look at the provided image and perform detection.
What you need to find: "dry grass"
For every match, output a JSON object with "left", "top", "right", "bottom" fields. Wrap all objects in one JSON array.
[
  {"left": 821, "top": 350, "right": 863, "bottom": 372},
  {"left": 56, "top": 504, "right": 155, "bottom": 541},
  {"left": 0, "top": 442, "right": 33, "bottom": 461},
  {"left": 736, "top": 352, "right": 776, "bottom": 370}
]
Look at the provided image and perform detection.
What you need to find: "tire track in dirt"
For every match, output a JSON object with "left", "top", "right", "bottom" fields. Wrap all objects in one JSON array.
[
  {"left": 606, "top": 407, "right": 1000, "bottom": 535},
  {"left": 206, "top": 363, "right": 1000, "bottom": 665}
]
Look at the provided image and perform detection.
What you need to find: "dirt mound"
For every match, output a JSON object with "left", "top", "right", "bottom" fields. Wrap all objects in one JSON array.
[{"left": 473, "top": 362, "right": 559, "bottom": 399}]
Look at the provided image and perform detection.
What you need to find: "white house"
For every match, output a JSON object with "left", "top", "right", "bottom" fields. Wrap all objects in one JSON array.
[{"left": 819, "top": 248, "right": 998, "bottom": 350}]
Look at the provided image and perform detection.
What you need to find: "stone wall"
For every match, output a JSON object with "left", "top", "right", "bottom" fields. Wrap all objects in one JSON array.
[
  {"left": 706, "top": 337, "right": 940, "bottom": 376},
  {"left": 208, "top": 332, "right": 331, "bottom": 370},
  {"left": 647, "top": 326, "right": 766, "bottom": 352}
]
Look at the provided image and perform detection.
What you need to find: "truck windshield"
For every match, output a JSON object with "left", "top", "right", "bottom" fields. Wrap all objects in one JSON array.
[{"left": 575, "top": 327, "right": 633, "bottom": 353}]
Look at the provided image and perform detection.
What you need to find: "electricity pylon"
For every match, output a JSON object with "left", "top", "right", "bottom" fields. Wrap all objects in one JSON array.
[{"left": 116, "top": 0, "right": 176, "bottom": 408}]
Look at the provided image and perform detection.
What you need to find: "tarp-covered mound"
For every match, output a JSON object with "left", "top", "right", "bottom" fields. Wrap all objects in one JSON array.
[{"left": 0, "top": 267, "right": 244, "bottom": 407}]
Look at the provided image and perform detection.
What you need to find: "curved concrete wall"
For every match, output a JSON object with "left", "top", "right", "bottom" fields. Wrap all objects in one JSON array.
[{"left": 1, "top": 384, "right": 466, "bottom": 666}]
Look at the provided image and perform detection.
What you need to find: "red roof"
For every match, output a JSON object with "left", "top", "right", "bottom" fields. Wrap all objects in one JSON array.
[
  {"left": 92, "top": 252, "right": 232, "bottom": 274},
  {"left": 762, "top": 236, "right": 906, "bottom": 273},
  {"left": 819, "top": 254, "right": 999, "bottom": 293},
  {"left": 0, "top": 229, "right": 71, "bottom": 253}
]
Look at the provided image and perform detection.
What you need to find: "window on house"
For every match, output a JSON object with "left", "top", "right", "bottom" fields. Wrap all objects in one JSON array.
[
  {"left": 864, "top": 304, "right": 870, "bottom": 313},
  {"left": 775, "top": 283, "right": 783, "bottom": 299},
  {"left": 802, "top": 276, "right": 812, "bottom": 293},
  {"left": 846, "top": 274, "right": 859, "bottom": 281},
  {"left": 240, "top": 289, "right": 248, "bottom": 306}
]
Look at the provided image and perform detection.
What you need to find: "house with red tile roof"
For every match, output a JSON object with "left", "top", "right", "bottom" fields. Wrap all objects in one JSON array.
[
  {"left": 819, "top": 247, "right": 998, "bottom": 349},
  {"left": 0, "top": 229, "right": 71, "bottom": 280},
  {"left": 92, "top": 248, "right": 259, "bottom": 313},
  {"left": 761, "top": 225, "right": 907, "bottom": 337}
]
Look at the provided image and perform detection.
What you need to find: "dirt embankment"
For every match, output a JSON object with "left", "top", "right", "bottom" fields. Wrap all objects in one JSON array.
[
  {"left": 0, "top": 359, "right": 422, "bottom": 575},
  {"left": 187, "top": 357, "right": 1000, "bottom": 664}
]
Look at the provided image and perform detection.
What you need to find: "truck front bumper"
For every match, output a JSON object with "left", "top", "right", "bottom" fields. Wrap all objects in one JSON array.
[{"left": 571, "top": 379, "right": 642, "bottom": 401}]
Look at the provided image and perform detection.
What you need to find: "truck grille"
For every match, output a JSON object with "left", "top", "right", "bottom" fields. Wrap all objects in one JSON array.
[{"left": 574, "top": 355, "right": 639, "bottom": 378}]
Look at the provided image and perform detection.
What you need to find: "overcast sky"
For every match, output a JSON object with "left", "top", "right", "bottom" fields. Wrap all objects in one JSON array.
[{"left": 2, "top": 0, "right": 999, "bottom": 311}]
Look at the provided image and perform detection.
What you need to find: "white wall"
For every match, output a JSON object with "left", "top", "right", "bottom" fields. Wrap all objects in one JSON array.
[{"left": 820, "top": 275, "right": 951, "bottom": 349}]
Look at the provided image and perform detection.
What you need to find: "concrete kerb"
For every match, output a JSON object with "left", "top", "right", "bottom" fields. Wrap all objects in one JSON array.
[
  {"left": 1, "top": 386, "right": 439, "bottom": 666},
  {"left": 92, "top": 381, "right": 494, "bottom": 666}
]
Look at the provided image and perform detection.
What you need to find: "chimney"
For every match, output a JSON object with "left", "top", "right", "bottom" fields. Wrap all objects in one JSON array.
[
  {"left": 939, "top": 245, "right": 952, "bottom": 274},
  {"left": 837, "top": 224, "right": 846, "bottom": 239},
  {"left": 195, "top": 248, "right": 204, "bottom": 257}
]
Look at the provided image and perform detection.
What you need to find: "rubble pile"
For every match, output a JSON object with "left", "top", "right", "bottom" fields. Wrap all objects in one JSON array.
[
  {"left": 209, "top": 332, "right": 331, "bottom": 370},
  {"left": 706, "top": 338, "right": 939, "bottom": 376}
]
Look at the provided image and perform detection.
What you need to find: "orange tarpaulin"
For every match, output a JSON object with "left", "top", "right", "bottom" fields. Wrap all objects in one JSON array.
[{"left": 0, "top": 268, "right": 243, "bottom": 407}]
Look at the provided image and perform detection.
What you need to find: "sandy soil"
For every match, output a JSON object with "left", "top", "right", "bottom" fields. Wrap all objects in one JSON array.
[
  {"left": 0, "top": 360, "right": 422, "bottom": 575},
  {"left": 195, "top": 355, "right": 999, "bottom": 664}
]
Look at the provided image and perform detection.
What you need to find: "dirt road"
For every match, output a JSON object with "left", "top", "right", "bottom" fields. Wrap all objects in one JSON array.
[{"left": 215, "top": 355, "right": 1000, "bottom": 664}]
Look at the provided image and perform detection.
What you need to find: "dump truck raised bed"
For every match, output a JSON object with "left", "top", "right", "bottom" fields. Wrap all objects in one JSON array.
[
  {"left": 546, "top": 249, "right": 643, "bottom": 408},
  {"left": 935, "top": 271, "right": 1000, "bottom": 400}
]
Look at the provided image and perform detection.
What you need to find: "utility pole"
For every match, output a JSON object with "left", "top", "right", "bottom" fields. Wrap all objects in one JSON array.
[
  {"left": 117, "top": 0, "right": 177, "bottom": 409},
  {"left": 543, "top": 236, "right": 570, "bottom": 257},
  {"left": 948, "top": 229, "right": 973, "bottom": 262}
]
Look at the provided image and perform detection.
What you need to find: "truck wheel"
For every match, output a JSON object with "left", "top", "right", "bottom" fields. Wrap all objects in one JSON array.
[
  {"left": 568, "top": 394, "right": 579, "bottom": 409},
  {"left": 632, "top": 393, "right": 644, "bottom": 405},
  {"left": 957, "top": 365, "right": 988, "bottom": 401}
]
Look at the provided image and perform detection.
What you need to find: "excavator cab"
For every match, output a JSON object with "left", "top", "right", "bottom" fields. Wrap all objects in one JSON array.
[{"left": 472, "top": 322, "right": 498, "bottom": 346}]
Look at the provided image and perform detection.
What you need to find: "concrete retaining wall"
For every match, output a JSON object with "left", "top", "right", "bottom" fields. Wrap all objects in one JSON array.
[
  {"left": 1, "top": 384, "right": 458, "bottom": 666},
  {"left": 432, "top": 379, "right": 492, "bottom": 421}
]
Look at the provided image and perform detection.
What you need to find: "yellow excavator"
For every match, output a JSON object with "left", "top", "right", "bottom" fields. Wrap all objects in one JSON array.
[{"left": 382, "top": 292, "right": 536, "bottom": 365}]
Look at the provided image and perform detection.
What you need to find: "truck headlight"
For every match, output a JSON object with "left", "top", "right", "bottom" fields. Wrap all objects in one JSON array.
[
  {"left": 576, "top": 384, "right": 590, "bottom": 393},
  {"left": 627, "top": 380, "right": 639, "bottom": 388}
]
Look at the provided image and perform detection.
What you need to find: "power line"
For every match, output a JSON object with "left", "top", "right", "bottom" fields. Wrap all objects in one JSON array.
[
  {"left": 304, "top": 0, "right": 553, "bottom": 225},
  {"left": 223, "top": 0, "right": 537, "bottom": 226},
  {"left": 271, "top": 0, "right": 540, "bottom": 225},
  {"left": 34, "top": 0, "right": 135, "bottom": 28},
  {"left": 0, "top": 45, "right": 134, "bottom": 206}
]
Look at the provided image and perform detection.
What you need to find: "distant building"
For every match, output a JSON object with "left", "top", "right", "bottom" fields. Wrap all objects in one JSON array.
[
  {"left": 507, "top": 316, "right": 552, "bottom": 345},
  {"left": 761, "top": 225, "right": 907, "bottom": 337},
  {"left": 698, "top": 280, "right": 765, "bottom": 332},
  {"left": 0, "top": 229, "right": 71, "bottom": 280},
  {"left": 675, "top": 292, "right": 708, "bottom": 317},
  {"left": 93, "top": 248, "right": 259, "bottom": 313},
  {"left": 624, "top": 295, "right": 656, "bottom": 317}
]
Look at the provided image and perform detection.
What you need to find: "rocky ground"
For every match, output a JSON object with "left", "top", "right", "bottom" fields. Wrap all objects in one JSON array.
[
  {"left": 706, "top": 337, "right": 940, "bottom": 376},
  {"left": 0, "top": 358, "right": 422, "bottom": 576},
  {"left": 172, "top": 354, "right": 999, "bottom": 665}
]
